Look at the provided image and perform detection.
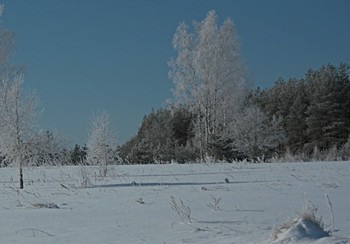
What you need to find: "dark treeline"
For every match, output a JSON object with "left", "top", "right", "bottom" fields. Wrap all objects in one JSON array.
[
  {"left": 119, "top": 107, "right": 198, "bottom": 164},
  {"left": 118, "top": 63, "right": 350, "bottom": 164},
  {"left": 253, "top": 63, "right": 350, "bottom": 155}
]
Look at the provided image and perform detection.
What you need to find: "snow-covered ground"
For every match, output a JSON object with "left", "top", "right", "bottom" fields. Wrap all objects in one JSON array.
[{"left": 0, "top": 161, "right": 349, "bottom": 243}]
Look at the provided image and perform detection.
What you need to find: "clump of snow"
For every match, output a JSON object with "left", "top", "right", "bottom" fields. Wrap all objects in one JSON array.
[
  {"left": 273, "top": 217, "right": 330, "bottom": 243},
  {"left": 272, "top": 201, "right": 330, "bottom": 243}
]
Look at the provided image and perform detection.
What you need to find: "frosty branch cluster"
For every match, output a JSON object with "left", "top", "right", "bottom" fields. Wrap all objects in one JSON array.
[{"left": 86, "top": 110, "right": 115, "bottom": 176}]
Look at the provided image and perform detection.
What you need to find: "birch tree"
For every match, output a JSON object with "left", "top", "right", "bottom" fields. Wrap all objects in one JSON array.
[
  {"left": 86, "top": 110, "right": 115, "bottom": 176},
  {"left": 0, "top": 74, "right": 39, "bottom": 189},
  {"left": 169, "top": 10, "right": 247, "bottom": 159},
  {"left": 0, "top": 5, "right": 38, "bottom": 188}
]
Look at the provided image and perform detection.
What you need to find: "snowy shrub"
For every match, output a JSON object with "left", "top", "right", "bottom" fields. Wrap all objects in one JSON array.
[
  {"left": 269, "top": 148, "right": 309, "bottom": 163},
  {"left": 310, "top": 144, "right": 348, "bottom": 162},
  {"left": 310, "top": 146, "right": 326, "bottom": 162},
  {"left": 79, "top": 165, "right": 91, "bottom": 188},
  {"left": 339, "top": 136, "right": 350, "bottom": 160},
  {"left": 324, "top": 145, "right": 340, "bottom": 161}
]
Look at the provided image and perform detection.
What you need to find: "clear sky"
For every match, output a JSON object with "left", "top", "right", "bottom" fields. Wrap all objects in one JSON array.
[{"left": 1, "top": 0, "right": 349, "bottom": 146}]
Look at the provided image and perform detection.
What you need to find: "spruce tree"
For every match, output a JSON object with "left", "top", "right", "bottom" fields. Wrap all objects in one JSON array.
[{"left": 284, "top": 80, "right": 309, "bottom": 152}]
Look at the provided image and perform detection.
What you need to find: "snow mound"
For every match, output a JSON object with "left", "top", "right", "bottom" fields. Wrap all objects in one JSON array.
[{"left": 273, "top": 217, "right": 330, "bottom": 243}]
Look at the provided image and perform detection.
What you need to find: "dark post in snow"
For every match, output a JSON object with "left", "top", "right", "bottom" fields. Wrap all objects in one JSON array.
[{"left": 20, "top": 162, "right": 24, "bottom": 189}]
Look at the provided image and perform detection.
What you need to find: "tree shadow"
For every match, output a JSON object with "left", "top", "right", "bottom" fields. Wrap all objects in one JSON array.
[
  {"left": 196, "top": 220, "right": 247, "bottom": 225},
  {"left": 123, "top": 170, "right": 259, "bottom": 178},
  {"left": 88, "top": 180, "right": 266, "bottom": 188}
]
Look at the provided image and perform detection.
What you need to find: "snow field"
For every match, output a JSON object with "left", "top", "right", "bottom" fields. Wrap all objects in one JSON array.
[{"left": 0, "top": 161, "right": 349, "bottom": 243}]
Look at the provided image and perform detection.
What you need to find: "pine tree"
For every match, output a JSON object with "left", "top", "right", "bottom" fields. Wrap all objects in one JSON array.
[
  {"left": 284, "top": 79, "right": 309, "bottom": 152},
  {"left": 305, "top": 66, "right": 331, "bottom": 152},
  {"left": 70, "top": 144, "right": 87, "bottom": 165},
  {"left": 305, "top": 64, "right": 350, "bottom": 152}
]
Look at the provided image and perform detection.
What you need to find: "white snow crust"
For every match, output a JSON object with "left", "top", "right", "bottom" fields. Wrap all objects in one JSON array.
[{"left": 0, "top": 161, "right": 349, "bottom": 243}]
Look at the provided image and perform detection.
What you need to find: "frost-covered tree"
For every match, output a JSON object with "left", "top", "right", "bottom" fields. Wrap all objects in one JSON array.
[
  {"left": 169, "top": 10, "right": 247, "bottom": 159},
  {"left": 229, "top": 105, "right": 286, "bottom": 160},
  {"left": 0, "top": 74, "right": 39, "bottom": 189},
  {"left": 0, "top": 5, "right": 38, "bottom": 188},
  {"left": 86, "top": 111, "right": 115, "bottom": 176},
  {"left": 29, "top": 130, "right": 66, "bottom": 166}
]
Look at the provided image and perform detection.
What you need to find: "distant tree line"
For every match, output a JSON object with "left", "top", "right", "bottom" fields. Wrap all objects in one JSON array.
[{"left": 118, "top": 63, "right": 350, "bottom": 163}]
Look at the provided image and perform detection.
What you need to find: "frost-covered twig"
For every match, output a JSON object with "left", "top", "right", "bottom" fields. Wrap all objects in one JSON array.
[
  {"left": 169, "top": 196, "right": 192, "bottom": 224},
  {"left": 325, "top": 193, "right": 335, "bottom": 233},
  {"left": 300, "top": 200, "right": 324, "bottom": 228},
  {"left": 15, "top": 228, "right": 54, "bottom": 237},
  {"left": 207, "top": 194, "right": 221, "bottom": 211}
]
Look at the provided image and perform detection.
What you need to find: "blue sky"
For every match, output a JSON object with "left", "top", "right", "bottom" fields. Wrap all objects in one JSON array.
[{"left": 1, "top": 0, "right": 349, "bottom": 145}]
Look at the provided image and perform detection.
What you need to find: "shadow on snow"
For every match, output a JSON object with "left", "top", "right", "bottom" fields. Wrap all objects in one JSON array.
[{"left": 88, "top": 180, "right": 267, "bottom": 189}]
